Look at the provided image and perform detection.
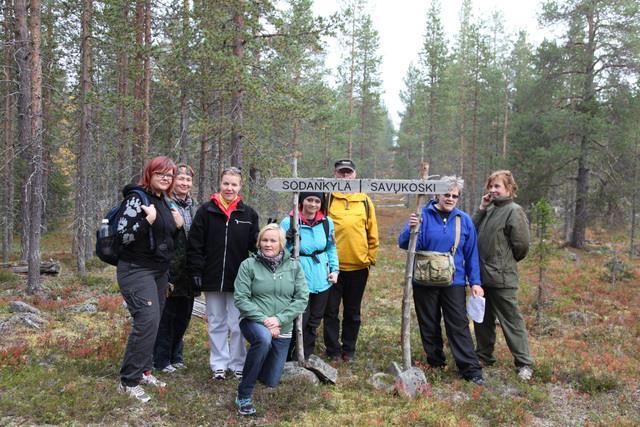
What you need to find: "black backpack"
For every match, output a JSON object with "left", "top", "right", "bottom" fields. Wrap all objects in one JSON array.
[
  {"left": 288, "top": 215, "right": 330, "bottom": 263},
  {"left": 96, "top": 189, "right": 155, "bottom": 266}
]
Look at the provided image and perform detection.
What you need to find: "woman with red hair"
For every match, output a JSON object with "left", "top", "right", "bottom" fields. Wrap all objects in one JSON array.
[{"left": 116, "top": 156, "right": 184, "bottom": 403}]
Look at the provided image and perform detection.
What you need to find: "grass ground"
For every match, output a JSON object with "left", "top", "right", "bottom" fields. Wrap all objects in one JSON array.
[{"left": 1, "top": 204, "right": 639, "bottom": 426}]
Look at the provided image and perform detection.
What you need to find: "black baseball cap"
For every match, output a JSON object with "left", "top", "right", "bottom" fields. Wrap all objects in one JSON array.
[{"left": 334, "top": 159, "right": 356, "bottom": 172}]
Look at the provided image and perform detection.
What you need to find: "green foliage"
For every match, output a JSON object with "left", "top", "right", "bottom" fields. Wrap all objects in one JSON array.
[
  {"left": 78, "top": 273, "right": 114, "bottom": 289},
  {"left": 570, "top": 368, "right": 620, "bottom": 394},
  {"left": 0, "top": 269, "right": 20, "bottom": 285},
  {"left": 530, "top": 198, "right": 555, "bottom": 262}
]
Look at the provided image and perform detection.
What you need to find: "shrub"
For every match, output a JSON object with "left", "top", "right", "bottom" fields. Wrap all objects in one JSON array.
[{"left": 0, "top": 269, "right": 20, "bottom": 285}]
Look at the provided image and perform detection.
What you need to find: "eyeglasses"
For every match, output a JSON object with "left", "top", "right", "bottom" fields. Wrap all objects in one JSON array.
[
  {"left": 154, "top": 172, "right": 174, "bottom": 180},
  {"left": 442, "top": 193, "right": 459, "bottom": 199}
]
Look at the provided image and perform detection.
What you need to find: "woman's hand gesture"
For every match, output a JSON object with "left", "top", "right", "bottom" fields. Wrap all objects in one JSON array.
[
  {"left": 171, "top": 208, "right": 184, "bottom": 229},
  {"left": 141, "top": 204, "right": 157, "bottom": 225}
]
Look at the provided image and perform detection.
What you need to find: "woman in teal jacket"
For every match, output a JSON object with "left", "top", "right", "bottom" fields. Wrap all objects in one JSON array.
[
  {"left": 281, "top": 192, "right": 339, "bottom": 360},
  {"left": 233, "top": 224, "right": 309, "bottom": 416}
]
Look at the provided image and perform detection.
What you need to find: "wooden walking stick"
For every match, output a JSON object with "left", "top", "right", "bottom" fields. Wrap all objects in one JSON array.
[
  {"left": 290, "top": 152, "right": 306, "bottom": 366},
  {"left": 401, "top": 162, "right": 430, "bottom": 370}
]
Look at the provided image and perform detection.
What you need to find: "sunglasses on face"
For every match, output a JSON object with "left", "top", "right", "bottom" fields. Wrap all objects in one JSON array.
[{"left": 442, "top": 193, "right": 459, "bottom": 199}]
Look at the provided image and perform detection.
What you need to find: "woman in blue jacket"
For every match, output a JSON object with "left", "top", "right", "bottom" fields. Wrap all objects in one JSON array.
[
  {"left": 280, "top": 192, "right": 339, "bottom": 360},
  {"left": 398, "top": 176, "right": 485, "bottom": 384}
]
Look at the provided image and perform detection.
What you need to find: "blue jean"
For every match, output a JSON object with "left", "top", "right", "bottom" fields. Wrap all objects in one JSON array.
[{"left": 237, "top": 319, "right": 291, "bottom": 399}]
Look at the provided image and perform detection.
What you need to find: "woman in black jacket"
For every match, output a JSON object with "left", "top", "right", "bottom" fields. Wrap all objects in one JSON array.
[
  {"left": 187, "top": 167, "right": 259, "bottom": 380},
  {"left": 117, "top": 156, "right": 184, "bottom": 403},
  {"left": 153, "top": 164, "right": 198, "bottom": 373}
]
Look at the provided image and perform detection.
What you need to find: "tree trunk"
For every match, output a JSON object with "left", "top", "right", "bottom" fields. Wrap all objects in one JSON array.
[
  {"left": 359, "top": 46, "right": 368, "bottom": 162},
  {"left": 197, "top": 97, "right": 209, "bottom": 202},
  {"left": 502, "top": 76, "right": 509, "bottom": 158},
  {"left": 230, "top": 0, "right": 244, "bottom": 167},
  {"left": 26, "top": 0, "right": 44, "bottom": 293},
  {"left": 117, "top": 1, "right": 130, "bottom": 182},
  {"left": 571, "top": 136, "right": 589, "bottom": 248},
  {"left": 216, "top": 97, "right": 224, "bottom": 186},
  {"left": 132, "top": 0, "right": 144, "bottom": 172},
  {"left": 346, "top": 8, "right": 356, "bottom": 158},
  {"left": 178, "top": 0, "right": 189, "bottom": 163},
  {"left": 142, "top": 0, "right": 150, "bottom": 157},
  {"left": 630, "top": 134, "right": 639, "bottom": 257},
  {"left": 570, "top": 9, "right": 596, "bottom": 249},
  {"left": 2, "top": 0, "right": 15, "bottom": 263},
  {"left": 14, "top": 0, "right": 31, "bottom": 263},
  {"left": 470, "top": 57, "right": 479, "bottom": 215},
  {"left": 75, "top": 0, "right": 93, "bottom": 275}
]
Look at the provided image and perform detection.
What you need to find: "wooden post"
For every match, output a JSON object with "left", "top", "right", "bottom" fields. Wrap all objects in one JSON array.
[
  {"left": 401, "top": 162, "right": 430, "bottom": 370},
  {"left": 291, "top": 152, "right": 305, "bottom": 365}
]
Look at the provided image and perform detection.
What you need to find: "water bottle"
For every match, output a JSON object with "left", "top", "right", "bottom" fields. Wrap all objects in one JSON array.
[{"left": 98, "top": 219, "right": 111, "bottom": 238}]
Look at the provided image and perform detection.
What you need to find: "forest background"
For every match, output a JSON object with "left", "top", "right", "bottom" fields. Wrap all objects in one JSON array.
[
  {"left": 1, "top": 0, "right": 640, "bottom": 289},
  {"left": 1, "top": 0, "right": 640, "bottom": 425}
]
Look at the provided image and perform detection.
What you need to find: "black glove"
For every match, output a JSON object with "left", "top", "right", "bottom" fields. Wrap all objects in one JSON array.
[
  {"left": 192, "top": 276, "right": 202, "bottom": 291},
  {"left": 285, "top": 227, "right": 297, "bottom": 245}
]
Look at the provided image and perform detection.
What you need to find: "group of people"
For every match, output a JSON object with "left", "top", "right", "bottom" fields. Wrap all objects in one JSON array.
[
  {"left": 114, "top": 157, "right": 378, "bottom": 415},
  {"left": 112, "top": 154, "right": 532, "bottom": 415},
  {"left": 398, "top": 171, "right": 533, "bottom": 385}
]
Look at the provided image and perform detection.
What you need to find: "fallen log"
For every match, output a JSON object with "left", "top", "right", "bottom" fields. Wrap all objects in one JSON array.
[{"left": 0, "top": 261, "right": 61, "bottom": 275}]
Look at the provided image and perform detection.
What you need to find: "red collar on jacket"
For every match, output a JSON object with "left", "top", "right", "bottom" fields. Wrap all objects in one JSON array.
[
  {"left": 289, "top": 209, "right": 326, "bottom": 227},
  {"left": 211, "top": 193, "right": 242, "bottom": 220}
]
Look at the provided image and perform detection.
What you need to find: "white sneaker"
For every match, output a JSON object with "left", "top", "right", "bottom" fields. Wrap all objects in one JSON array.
[
  {"left": 172, "top": 362, "right": 186, "bottom": 370},
  {"left": 140, "top": 371, "right": 167, "bottom": 388},
  {"left": 160, "top": 365, "right": 177, "bottom": 373},
  {"left": 517, "top": 366, "right": 533, "bottom": 381},
  {"left": 118, "top": 383, "right": 151, "bottom": 403}
]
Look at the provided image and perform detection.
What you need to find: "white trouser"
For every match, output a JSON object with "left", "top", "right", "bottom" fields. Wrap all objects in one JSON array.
[{"left": 204, "top": 291, "right": 247, "bottom": 372}]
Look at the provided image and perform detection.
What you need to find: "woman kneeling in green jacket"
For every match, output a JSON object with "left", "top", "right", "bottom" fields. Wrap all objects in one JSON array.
[{"left": 233, "top": 223, "right": 309, "bottom": 415}]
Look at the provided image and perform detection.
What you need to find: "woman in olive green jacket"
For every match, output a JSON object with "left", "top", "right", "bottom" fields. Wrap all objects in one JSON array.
[{"left": 473, "top": 170, "right": 533, "bottom": 381}]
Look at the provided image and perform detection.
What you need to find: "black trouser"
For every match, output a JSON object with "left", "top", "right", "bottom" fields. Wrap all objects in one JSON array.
[
  {"left": 117, "top": 261, "right": 168, "bottom": 386},
  {"left": 412, "top": 284, "right": 482, "bottom": 379},
  {"left": 153, "top": 295, "right": 195, "bottom": 369},
  {"left": 323, "top": 268, "right": 369, "bottom": 358},
  {"left": 288, "top": 288, "right": 331, "bottom": 360}
]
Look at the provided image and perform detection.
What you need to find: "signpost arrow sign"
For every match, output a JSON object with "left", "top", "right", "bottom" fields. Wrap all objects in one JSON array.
[{"left": 267, "top": 178, "right": 449, "bottom": 194}]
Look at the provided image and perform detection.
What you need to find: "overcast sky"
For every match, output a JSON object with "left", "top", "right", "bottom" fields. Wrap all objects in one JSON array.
[{"left": 312, "top": 0, "right": 547, "bottom": 128}]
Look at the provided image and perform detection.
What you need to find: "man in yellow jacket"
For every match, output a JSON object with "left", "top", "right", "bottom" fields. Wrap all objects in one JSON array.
[{"left": 323, "top": 159, "right": 379, "bottom": 362}]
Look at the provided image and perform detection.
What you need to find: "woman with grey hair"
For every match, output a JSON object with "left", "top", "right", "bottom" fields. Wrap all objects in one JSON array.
[{"left": 398, "top": 176, "right": 485, "bottom": 384}]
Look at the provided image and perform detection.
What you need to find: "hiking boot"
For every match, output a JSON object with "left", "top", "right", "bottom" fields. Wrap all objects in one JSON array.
[
  {"left": 118, "top": 383, "right": 151, "bottom": 403},
  {"left": 213, "top": 369, "right": 226, "bottom": 380},
  {"left": 140, "top": 371, "right": 167, "bottom": 388},
  {"left": 172, "top": 362, "right": 186, "bottom": 370},
  {"left": 235, "top": 396, "right": 256, "bottom": 416},
  {"left": 517, "top": 366, "right": 533, "bottom": 381}
]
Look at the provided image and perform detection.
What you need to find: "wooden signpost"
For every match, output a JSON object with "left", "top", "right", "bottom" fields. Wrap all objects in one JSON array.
[
  {"left": 267, "top": 177, "right": 449, "bottom": 194},
  {"left": 269, "top": 168, "right": 448, "bottom": 369}
]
